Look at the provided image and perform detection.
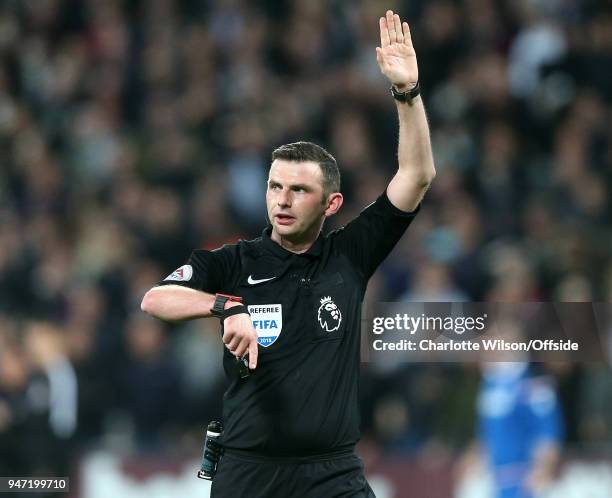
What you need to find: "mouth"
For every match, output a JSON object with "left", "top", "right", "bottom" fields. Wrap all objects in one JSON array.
[{"left": 275, "top": 214, "right": 296, "bottom": 226}]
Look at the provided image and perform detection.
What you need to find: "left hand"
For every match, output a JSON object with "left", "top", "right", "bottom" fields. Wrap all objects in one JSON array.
[{"left": 376, "top": 10, "right": 418, "bottom": 91}]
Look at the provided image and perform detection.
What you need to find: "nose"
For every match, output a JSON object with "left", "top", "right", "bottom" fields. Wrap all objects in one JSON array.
[{"left": 277, "top": 188, "right": 291, "bottom": 208}]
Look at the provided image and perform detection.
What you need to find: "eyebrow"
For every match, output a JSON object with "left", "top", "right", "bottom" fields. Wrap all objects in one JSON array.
[{"left": 268, "top": 180, "right": 313, "bottom": 191}]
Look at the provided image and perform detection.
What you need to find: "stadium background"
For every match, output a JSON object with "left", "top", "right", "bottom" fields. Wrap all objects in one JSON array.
[{"left": 0, "top": 0, "right": 611, "bottom": 496}]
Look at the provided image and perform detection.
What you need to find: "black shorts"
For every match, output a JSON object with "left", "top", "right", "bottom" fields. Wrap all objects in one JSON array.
[{"left": 210, "top": 449, "right": 376, "bottom": 498}]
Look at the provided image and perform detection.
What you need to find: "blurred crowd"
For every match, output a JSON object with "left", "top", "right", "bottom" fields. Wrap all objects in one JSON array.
[{"left": 1, "top": 0, "right": 612, "bottom": 483}]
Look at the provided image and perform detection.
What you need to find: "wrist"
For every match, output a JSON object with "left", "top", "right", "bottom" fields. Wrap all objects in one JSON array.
[
  {"left": 225, "top": 300, "right": 243, "bottom": 311},
  {"left": 222, "top": 304, "right": 250, "bottom": 321},
  {"left": 210, "top": 293, "right": 247, "bottom": 319},
  {"left": 390, "top": 81, "right": 420, "bottom": 105},
  {"left": 393, "top": 81, "right": 418, "bottom": 92},
  {"left": 395, "top": 94, "right": 421, "bottom": 107}
]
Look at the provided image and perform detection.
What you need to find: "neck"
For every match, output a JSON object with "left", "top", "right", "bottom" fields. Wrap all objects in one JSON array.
[{"left": 270, "top": 227, "right": 320, "bottom": 254}]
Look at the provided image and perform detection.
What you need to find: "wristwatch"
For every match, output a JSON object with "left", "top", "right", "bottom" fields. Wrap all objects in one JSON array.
[
  {"left": 210, "top": 293, "right": 248, "bottom": 321},
  {"left": 390, "top": 81, "right": 420, "bottom": 105}
]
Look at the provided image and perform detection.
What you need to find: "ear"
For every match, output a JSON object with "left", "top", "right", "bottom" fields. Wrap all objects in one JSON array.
[{"left": 324, "top": 192, "right": 343, "bottom": 218}]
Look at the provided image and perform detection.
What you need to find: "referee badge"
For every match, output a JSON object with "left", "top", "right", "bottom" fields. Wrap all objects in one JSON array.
[
  {"left": 248, "top": 304, "right": 283, "bottom": 347},
  {"left": 164, "top": 264, "right": 193, "bottom": 282},
  {"left": 317, "top": 296, "right": 342, "bottom": 333}
]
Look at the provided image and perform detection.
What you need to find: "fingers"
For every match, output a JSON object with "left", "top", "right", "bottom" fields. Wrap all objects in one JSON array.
[
  {"left": 225, "top": 333, "right": 251, "bottom": 357},
  {"left": 394, "top": 13, "right": 403, "bottom": 43},
  {"left": 403, "top": 21, "right": 412, "bottom": 46},
  {"left": 223, "top": 327, "right": 244, "bottom": 355},
  {"left": 222, "top": 321, "right": 259, "bottom": 369},
  {"left": 386, "top": 10, "right": 396, "bottom": 43},
  {"left": 375, "top": 47, "right": 387, "bottom": 71},
  {"left": 379, "top": 16, "right": 390, "bottom": 47},
  {"left": 248, "top": 337, "right": 258, "bottom": 369},
  {"left": 233, "top": 338, "right": 250, "bottom": 358},
  {"left": 226, "top": 335, "right": 240, "bottom": 352},
  {"left": 380, "top": 10, "right": 411, "bottom": 47}
]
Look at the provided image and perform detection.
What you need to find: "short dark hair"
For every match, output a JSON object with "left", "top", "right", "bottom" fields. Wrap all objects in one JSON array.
[{"left": 271, "top": 141, "right": 341, "bottom": 198}]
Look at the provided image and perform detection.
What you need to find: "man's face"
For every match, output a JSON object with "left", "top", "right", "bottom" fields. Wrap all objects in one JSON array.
[{"left": 266, "top": 159, "right": 328, "bottom": 243}]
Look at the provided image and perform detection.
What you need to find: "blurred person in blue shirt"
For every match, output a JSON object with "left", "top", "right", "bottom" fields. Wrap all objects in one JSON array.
[{"left": 477, "top": 361, "right": 563, "bottom": 498}]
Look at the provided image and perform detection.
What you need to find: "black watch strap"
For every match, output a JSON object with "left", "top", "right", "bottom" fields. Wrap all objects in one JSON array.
[
  {"left": 223, "top": 305, "right": 250, "bottom": 320},
  {"left": 390, "top": 81, "right": 420, "bottom": 105},
  {"left": 210, "top": 294, "right": 248, "bottom": 321},
  {"left": 210, "top": 293, "right": 249, "bottom": 321},
  {"left": 211, "top": 295, "right": 229, "bottom": 318}
]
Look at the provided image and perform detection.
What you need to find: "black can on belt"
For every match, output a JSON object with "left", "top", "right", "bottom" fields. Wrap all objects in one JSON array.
[{"left": 197, "top": 420, "right": 223, "bottom": 480}]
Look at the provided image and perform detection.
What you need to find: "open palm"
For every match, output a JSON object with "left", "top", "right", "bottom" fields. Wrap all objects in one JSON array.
[{"left": 376, "top": 10, "right": 418, "bottom": 90}]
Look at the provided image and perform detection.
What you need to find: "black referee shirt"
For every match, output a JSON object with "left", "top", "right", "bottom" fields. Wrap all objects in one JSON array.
[{"left": 158, "top": 191, "right": 418, "bottom": 456}]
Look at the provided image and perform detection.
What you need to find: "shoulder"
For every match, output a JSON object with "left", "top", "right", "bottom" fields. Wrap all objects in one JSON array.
[
  {"left": 521, "top": 375, "right": 558, "bottom": 415},
  {"left": 236, "top": 236, "right": 264, "bottom": 256},
  {"left": 337, "top": 191, "right": 420, "bottom": 233},
  {"left": 209, "top": 236, "right": 267, "bottom": 265},
  {"left": 187, "top": 241, "right": 245, "bottom": 269},
  {"left": 193, "top": 238, "right": 259, "bottom": 257}
]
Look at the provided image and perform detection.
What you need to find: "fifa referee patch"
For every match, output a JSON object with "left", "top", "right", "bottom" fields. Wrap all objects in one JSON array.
[
  {"left": 164, "top": 264, "right": 193, "bottom": 282},
  {"left": 248, "top": 304, "right": 283, "bottom": 347}
]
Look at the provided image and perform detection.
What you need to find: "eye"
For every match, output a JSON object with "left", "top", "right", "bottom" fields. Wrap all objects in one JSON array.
[{"left": 269, "top": 183, "right": 281, "bottom": 191}]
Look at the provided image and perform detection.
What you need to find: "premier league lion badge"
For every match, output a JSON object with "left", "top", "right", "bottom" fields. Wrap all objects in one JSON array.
[{"left": 317, "top": 296, "right": 342, "bottom": 333}]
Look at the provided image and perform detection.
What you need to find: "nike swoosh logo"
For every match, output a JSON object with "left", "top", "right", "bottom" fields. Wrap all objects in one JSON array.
[{"left": 247, "top": 275, "right": 277, "bottom": 285}]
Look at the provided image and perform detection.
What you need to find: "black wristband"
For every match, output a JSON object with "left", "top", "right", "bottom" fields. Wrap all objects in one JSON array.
[
  {"left": 211, "top": 293, "right": 244, "bottom": 319},
  {"left": 390, "top": 81, "right": 420, "bottom": 105},
  {"left": 221, "top": 304, "right": 250, "bottom": 321}
]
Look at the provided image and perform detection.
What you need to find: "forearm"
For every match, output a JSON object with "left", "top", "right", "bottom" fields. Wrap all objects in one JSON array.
[
  {"left": 526, "top": 441, "right": 561, "bottom": 492},
  {"left": 387, "top": 95, "right": 436, "bottom": 211},
  {"left": 141, "top": 285, "right": 258, "bottom": 366},
  {"left": 141, "top": 285, "right": 217, "bottom": 321},
  {"left": 396, "top": 95, "right": 435, "bottom": 183}
]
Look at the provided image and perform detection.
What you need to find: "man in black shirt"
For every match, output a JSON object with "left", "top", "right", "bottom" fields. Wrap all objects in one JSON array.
[{"left": 142, "top": 10, "right": 435, "bottom": 498}]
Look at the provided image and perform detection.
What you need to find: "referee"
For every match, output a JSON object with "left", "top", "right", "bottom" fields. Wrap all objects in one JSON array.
[{"left": 142, "top": 10, "right": 435, "bottom": 498}]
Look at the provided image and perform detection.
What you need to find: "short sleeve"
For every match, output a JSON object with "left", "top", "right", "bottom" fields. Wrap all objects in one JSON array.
[
  {"left": 332, "top": 190, "right": 419, "bottom": 281},
  {"left": 155, "top": 244, "right": 238, "bottom": 293}
]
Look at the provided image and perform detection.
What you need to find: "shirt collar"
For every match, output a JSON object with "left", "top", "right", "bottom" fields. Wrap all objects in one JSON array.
[{"left": 261, "top": 226, "right": 324, "bottom": 259}]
